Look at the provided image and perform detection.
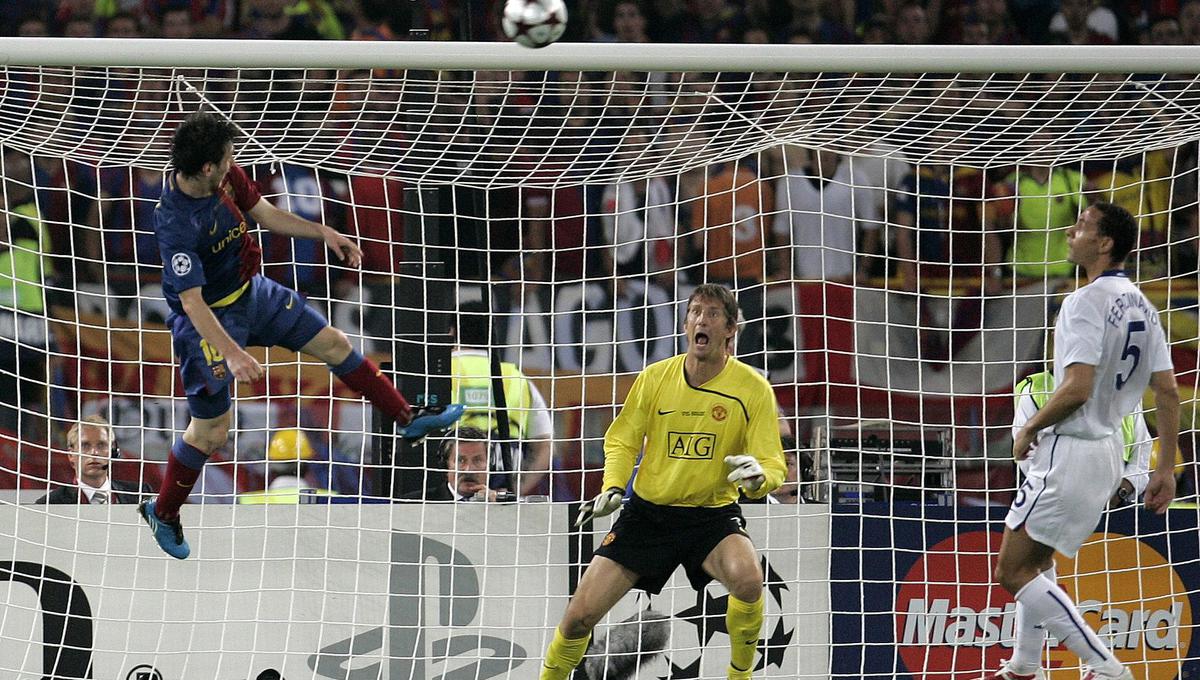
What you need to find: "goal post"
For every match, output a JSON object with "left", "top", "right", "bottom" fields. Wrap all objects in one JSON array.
[{"left": 0, "top": 38, "right": 1198, "bottom": 680}]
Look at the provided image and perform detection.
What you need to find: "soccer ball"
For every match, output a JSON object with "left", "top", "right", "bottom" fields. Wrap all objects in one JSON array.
[{"left": 502, "top": 0, "right": 567, "bottom": 49}]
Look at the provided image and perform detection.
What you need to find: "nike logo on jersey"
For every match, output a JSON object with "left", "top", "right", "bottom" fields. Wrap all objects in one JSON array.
[
  {"left": 176, "top": 481, "right": 191, "bottom": 488},
  {"left": 285, "top": 297, "right": 294, "bottom": 310},
  {"left": 209, "top": 220, "right": 218, "bottom": 235},
  {"left": 657, "top": 409, "right": 675, "bottom": 415}
]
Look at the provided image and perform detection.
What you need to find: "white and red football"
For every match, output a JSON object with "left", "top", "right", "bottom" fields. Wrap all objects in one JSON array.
[{"left": 502, "top": 0, "right": 567, "bottom": 49}]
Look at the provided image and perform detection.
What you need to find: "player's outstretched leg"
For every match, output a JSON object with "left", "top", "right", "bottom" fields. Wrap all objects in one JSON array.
[
  {"left": 326, "top": 346, "right": 464, "bottom": 438},
  {"left": 138, "top": 499, "right": 189, "bottom": 559}
]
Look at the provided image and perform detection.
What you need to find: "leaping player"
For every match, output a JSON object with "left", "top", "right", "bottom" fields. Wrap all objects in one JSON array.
[{"left": 140, "top": 111, "right": 463, "bottom": 559}]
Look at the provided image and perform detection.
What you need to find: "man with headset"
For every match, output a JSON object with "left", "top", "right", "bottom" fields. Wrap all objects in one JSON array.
[
  {"left": 402, "top": 426, "right": 513, "bottom": 502},
  {"left": 37, "top": 415, "right": 151, "bottom": 505}
]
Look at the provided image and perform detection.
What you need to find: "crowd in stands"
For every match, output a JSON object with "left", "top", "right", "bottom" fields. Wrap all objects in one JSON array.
[{"left": 4, "top": 0, "right": 1200, "bottom": 46}]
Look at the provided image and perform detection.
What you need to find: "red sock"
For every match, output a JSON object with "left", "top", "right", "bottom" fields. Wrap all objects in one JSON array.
[
  {"left": 338, "top": 357, "right": 412, "bottom": 425},
  {"left": 156, "top": 447, "right": 205, "bottom": 521}
]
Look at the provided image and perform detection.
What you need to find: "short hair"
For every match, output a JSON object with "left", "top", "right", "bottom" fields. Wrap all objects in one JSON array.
[
  {"left": 67, "top": 415, "right": 114, "bottom": 452},
  {"left": 687, "top": 284, "right": 739, "bottom": 328},
  {"left": 171, "top": 112, "right": 238, "bottom": 176},
  {"left": 1093, "top": 202, "right": 1138, "bottom": 265},
  {"left": 456, "top": 302, "right": 492, "bottom": 347},
  {"left": 438, "top": 426, "right": 491, "bottom": 465}
]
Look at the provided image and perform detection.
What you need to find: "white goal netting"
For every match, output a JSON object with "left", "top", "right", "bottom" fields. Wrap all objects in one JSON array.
[{"left": 0, "top": 40, "right": 1198, "bottom": 680}]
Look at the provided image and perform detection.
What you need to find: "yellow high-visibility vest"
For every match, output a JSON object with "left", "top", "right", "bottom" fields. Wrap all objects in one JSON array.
[{"left": 451, "top": 353, "right": 533, "bottom": 439}]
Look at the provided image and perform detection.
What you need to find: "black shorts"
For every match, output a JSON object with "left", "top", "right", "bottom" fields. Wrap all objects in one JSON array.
[{"left": 593, "top": 494, "right": 750, "bottom": 595}]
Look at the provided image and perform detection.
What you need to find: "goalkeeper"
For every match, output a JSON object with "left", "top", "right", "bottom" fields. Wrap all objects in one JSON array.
[
  {"left": 138, "top": 112, "right": 463, "bottom": 560},
  {"left": 541, "top": 284, "right": 786, "bottom": 680}
]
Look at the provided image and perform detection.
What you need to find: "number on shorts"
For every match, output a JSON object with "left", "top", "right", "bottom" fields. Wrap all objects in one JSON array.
[
  {"left": 1013, "top": 477, "right": 1033, "bottom": 508},
  {"left": 200, "top": 339, "right": 224, "bottom": 366}
]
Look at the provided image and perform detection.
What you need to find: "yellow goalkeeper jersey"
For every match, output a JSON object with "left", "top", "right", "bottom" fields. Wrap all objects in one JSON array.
[{"left": 602, "top": 354, "right": 787, "bottom": 506}]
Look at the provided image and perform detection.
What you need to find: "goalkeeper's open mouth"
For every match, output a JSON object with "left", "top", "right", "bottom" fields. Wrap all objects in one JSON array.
[{"left": 693, "top": 332, "right": 710, "bottom": 347}]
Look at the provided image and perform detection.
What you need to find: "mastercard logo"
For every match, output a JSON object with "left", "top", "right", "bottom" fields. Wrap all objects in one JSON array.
[
  {"left": 1051, "top": 532, "right": 1191, "bottom": 679},
  {"left": 894, "top": 530, "right": 1191, "bottom": 679}
]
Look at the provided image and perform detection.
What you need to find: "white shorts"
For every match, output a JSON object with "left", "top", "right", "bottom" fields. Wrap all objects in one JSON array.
[{"left": 1006, "top": 432, "right": 1123, "bottom": 558}]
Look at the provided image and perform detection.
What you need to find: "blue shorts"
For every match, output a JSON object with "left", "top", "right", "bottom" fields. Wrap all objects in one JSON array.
[{"left": 170, "top": 276, "right": 328, "bottom": 418}]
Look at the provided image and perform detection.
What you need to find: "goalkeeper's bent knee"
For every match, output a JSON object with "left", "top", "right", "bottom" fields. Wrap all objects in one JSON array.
[
  {"left": 727, "top": 593, "right": 763, "bottom": 673},
  {"left": 541, "top": 627, "right": 590, "bottom": 680}
]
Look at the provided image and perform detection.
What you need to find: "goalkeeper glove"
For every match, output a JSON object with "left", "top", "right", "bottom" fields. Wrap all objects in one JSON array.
[
  {"left": 398, "top": 404, "right": 465, "bottom": 441},
  {"left": 725, "top": 455, "right": 765, "bottom": 492},
  {"left": 574, "top": 487, "right": 625, "bottom": 527}
]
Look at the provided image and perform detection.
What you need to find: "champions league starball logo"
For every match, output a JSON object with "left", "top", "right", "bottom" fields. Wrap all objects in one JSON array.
[{"left": 585, "top": 556, "right": 794, "bottom": 680}]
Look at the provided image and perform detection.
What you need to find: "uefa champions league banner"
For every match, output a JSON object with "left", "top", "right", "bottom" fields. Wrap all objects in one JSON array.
[
  {"left": 830, "top": 504, "right": 1200, "bottom": 680},
  {"left": 0, "top": 504, "right": 828, "bottom": 680}
]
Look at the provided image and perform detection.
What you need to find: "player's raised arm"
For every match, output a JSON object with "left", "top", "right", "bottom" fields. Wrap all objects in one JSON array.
[{"left": 248, "top": 197, "right": 363, "bottom": 267}]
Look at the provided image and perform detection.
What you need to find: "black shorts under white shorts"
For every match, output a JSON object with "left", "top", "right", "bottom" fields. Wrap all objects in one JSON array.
[{"left": 593, "top": 493, "right": 750, "bottom": 594}]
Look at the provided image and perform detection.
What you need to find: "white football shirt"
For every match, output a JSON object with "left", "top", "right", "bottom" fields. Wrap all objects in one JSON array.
[{"left": 1053, "top": 271, "right": 1172, "bottom": 439}]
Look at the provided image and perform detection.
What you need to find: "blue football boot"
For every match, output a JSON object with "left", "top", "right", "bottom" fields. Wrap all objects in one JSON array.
[{"left": 138, "top": 500, "right": 190, "bottom": 560}]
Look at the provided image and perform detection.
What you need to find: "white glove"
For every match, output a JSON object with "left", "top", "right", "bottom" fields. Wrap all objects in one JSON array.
[
  {"left": 725, "top": 455, "right": 765, "bottom": 492},
  {"left": 575, "top": 487, "right": 624, "bottom": 527}
]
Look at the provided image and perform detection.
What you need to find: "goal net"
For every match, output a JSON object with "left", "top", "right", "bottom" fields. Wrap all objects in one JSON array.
[{"left": 0, "top": 39, "right": 1198, "bottom": 680}]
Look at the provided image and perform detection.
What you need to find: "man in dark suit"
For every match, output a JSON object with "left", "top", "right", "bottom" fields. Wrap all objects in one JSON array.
[
  {"left": 37, "top": 415, "right": 150, "bottom": 505},
  {"left": 402, "top": 426, "right": 503, "bottom": 502}
]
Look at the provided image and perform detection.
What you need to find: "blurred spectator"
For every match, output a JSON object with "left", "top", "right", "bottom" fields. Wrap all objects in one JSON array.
[
  {"left": 676, "top": 0, "right": 745, "bottom": 42},
  {"left": 1182, "top": 0, "right": 1200, "bottom": 44},
  {"left": 241, "top": 0, "right": 291, "bottom": 38},
  {"left": 159, "top": 7, "right": 193, "bottom": 38},
  {"left": 985, "top": 162, "right": 1090, "bottom": 293},
  {"left": 1048, "top": 0, "right": 1119, "bottom": 43},
  {"left": 17, "top": 15, "right": 50, "bottom": 36},
  {"left": 860, "top": 13, "right": 891, "bottom": 43},
  {"left": 599, "top": 145, "right": 676, "bottom": 290},
  {"left": 774, "top": 146, "right": 882, "bottom": 284},
  {"left": 610, "top": 0, "right": 650, "bottom": 42},
  {"left": 238, "top": 429, "right": 334, "bottom": 504},
  {"left": 452, "top": 302, "right": 553, "bottom": 497},
  {"left": 62, "top": 15, "right": 94, "bottom": 36},
  {"left": 103, "top": 11, "right": 139, "bottom": 37},
  {"left": 0, "top": 147, "right": 53, "bottom": 431},
  {"left": 975, "top": 0, "right": 1025, "bottom": 44},
  {"left": 684, "top": 158, "right": 776, "bottom": 369},
  {"left": 402, "top": 426, "right": 502, "bottom": 501},
  {"left": 520, "top": 185, "right": 587, "bottom": 284},
  {"left": 1143, "top": 13, "right": 1182, "bottom": 45},
  {"left": 895, "top": 1, "right": 933, "bottom": 44},
  {"left": 1091, "top": 150, "right": 1173, "bottom": 274},
  {"left": 96, "top": 166, "right": 165, "bottom": 289},
  {"left": 892, "top": 163, "right": 988, "bottom": 285},
  {"left": 259, "top": 163, "right": 340, "bottom": 298},
  {"left": 36, "top": 415, "right": 151, "bottom": 504},
  {"left": 784, "top": 0, "right": 855, "bottom": 43}
]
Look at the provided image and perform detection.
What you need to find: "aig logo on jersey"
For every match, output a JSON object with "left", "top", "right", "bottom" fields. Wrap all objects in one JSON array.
[{"left": 667, "top": 432, "right": 716, "bottom": 460}]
